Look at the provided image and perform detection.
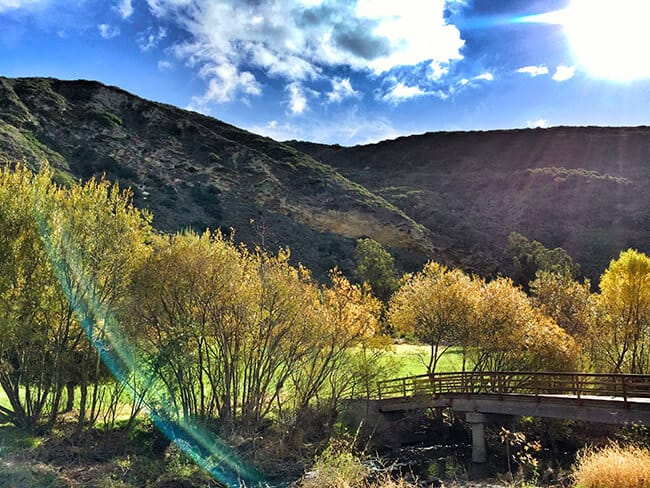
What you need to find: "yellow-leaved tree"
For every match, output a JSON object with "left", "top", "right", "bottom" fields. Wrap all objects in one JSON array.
[
  {"left": 592, "top": 249, "right": 650, "bottom": 374},
  {"left": 388, "top": 262, "right": 479, "bottom": 373},
  {"left": 470, "top": 277, "right": 581, "bottom": 372}
]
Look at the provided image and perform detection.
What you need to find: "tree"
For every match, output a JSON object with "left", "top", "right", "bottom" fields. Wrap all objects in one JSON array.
[
  {"left": 507, "top": 232, "right": 578, "bottom": 286},
  {"left": 591, "top": 249, "right": 650, "bottom": 373},
  {"left": 354, "top": 238, "right": 399, "bottom": 302},
  {"left": 388, "top": 262, "right": 479, "bottom": 373},
  {"left": 530, "top": 271, "right": 594, "bottom": 338},
  {"left": 0, "top": 165, "right": 67, "bottom": 429},
  {"left": 470, "top": 276, "right": 581, "bottom": 372}
]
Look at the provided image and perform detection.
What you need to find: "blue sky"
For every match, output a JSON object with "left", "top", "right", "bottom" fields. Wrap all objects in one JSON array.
[{"left": 2, "top": 0, "right": 650, "bottom": 145}]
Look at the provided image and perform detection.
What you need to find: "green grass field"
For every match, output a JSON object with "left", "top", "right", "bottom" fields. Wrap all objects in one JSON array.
[{"left": 382, "top": 344, "right": 464, "bottom": 378}]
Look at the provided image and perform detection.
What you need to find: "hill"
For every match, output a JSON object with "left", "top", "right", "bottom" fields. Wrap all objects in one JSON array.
[
  {"left": 0, "top": 76, "right": 436, "bottom": 278},
  {"left": 1, "top": 75, "right": 649, "bottom": 281},
  {"left": 289, "top": 127, "right": 650, "bottom": 280}
]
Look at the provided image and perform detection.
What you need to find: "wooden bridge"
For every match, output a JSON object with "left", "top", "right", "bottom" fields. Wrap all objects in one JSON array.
[{"left": 366, "top": 371, "right": 650, "bottom": 463}]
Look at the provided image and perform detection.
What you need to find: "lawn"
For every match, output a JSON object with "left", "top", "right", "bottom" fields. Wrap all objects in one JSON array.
[{"left": 381, "top": 344, "right": 464, "bottom": 378}]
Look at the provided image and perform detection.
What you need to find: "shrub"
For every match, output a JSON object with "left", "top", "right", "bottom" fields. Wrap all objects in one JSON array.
[
  {"left": 300, "top": 438, "right": 369, "bottom": 488},
  {"left": 573, "top": 443, "right": 650, "bottom": 488}
]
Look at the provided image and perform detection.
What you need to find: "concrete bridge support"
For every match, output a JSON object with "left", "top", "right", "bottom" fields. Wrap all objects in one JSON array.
[{"left": 465, "top": 412, "right": 487, "bottom": 463}]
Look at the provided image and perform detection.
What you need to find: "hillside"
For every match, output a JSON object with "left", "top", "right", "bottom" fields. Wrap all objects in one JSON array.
[
  {"left": 289, "top": 127, "right": 650, "bottom": 280},
  {"left": 2, "top": 76, "right": 649, "bottom": 281},
  {"left": 0, "top": 76, "right": 436, "bottom": 278}
]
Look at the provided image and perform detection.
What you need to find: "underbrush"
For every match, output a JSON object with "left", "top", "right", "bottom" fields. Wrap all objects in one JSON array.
[
  {"left": 572, "top": 443, "right": 650, "bottom": 488},
  {"left": 297, "top": 437, "right": 417, "bottom": 488}
]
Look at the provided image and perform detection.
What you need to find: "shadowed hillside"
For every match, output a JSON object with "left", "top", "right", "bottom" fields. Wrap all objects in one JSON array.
[
  {"left": 2, "top": 75, "right": 649, "bottom": 281},
  {"left": 289, "top": 127, "right": 650, "bottom": 280}
]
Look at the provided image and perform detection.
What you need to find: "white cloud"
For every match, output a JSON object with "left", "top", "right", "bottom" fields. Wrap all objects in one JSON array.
[
  {"left": 473, "top": 72, "right": 493, "bottom": 81},
  {"left": 0, "top": 0, "right": 46, "bottom": 11},
  {"left": 147, "top": 0, "right": 464, "bottom": 107},
  {"left": 527, "top": 119, "right": 548, "bottom": 128},
  {"left": 98, "top": 23, "right": 120, "bottom": 39},
  {"left": 327, "top": 78, "right": 360, "bottom": 103},
  {"left": 517, "top": 65, "right": 549, "bottom": 77},
  {"left": 429, "top": 60, "right": 449, "bottom": 81},
  {"left": 249, "top": 108, "right": 402, "bottom": 145},
  {"left": 286, "top": 82, "right": 307, "bottom": 115},
  {"left": 382, "top": 82, "right": 426, "bottom": 103},
  {"left": 354, "top": 0, "right": 464, "bottom": 73},
  {"left": 188, "top": 62, "right": 261, "bottom": 109},
  {"left": 137, "top": 26, "right": 167, "bottom": 52},
  {"left": 381, "top": 81, "right": 447, "bottom": 104},
  {"left": 552, "top": 65, "right": 575, "bottom": 82},
  {"left": 157, "top": 59, "right": 174, "bottom": 71},
  {"left": 115, "top": 0, "right": 134, "bottom": 19}
]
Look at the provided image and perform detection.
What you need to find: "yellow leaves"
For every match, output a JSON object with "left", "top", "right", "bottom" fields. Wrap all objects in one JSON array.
[
  {"left": 388, "top": 260, "right": 582, "bottom": 372},
  {"left": 388, "top": 261, "right": 479, "bottom": 346},
  {"left": 590, "top": 249, "right": 650, "bottom": 373},
  {"left": 321, "top": 270, "right": 381, "bottom": 342}
]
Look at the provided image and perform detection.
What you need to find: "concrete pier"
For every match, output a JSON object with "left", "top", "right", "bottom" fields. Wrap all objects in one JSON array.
[{"left": 466, "top": 412, "right": 487, "bottom": 463}]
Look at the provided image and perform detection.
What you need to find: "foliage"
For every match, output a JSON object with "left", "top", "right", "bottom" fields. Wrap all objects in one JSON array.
[
  {"left": 300, "top": 437, "right": 369, "bottom": 488},
  {"left": 507, "top": 232, "right": 579, "bottom": 286},
  {"left": 590, "top": 249, "right": 650, "bottom": 374},
  {"left": 354, "top": 238, "right": 399, "bottom": 303},
  {"left": 572, "top": 443, "right": 650, "bottom": 488},
  {"left": 0, "top": 164, "right": 152, "bottom": 432},
  {"left": 499, "top": 427, "right": 541, "bottom": 483},
  {"left": 526, "top": 166, "right": 631, "bottom": 185},
  {"left": 128, "top": 232, "right": 381, "bottom": 427},
  {"left": 470, "top": 276, "right": 581, "bottom": 372},
  {"left": 388, "top": 262, "right": 479, "bottom": 373},
  {"left": 530, "top": 271, "right": 594, "bottom": 338}
]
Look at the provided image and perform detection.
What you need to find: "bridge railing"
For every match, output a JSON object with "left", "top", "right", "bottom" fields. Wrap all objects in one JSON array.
[{"left": 377, "top": 371, "right": 650, "bottom": 402}]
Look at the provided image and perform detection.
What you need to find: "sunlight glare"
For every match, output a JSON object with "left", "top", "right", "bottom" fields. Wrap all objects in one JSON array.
[{"left": 564, "top": 0, "right": 650, "bottom": 81}]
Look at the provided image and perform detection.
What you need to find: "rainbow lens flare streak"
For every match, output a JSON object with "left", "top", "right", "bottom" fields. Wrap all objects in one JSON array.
[{"left": 36, "top": 217, "right": 267, "bottom": 488}]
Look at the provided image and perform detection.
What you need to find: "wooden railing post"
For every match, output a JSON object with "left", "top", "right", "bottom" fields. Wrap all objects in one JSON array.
[
  {"left": 622, "top": 375, "right": 628, "bottom": 403},
  {"left": 402, "top": 378, "right": 407, "bottom": 398}
]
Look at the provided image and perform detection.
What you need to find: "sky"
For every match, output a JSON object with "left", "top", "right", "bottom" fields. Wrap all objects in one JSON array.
[{"left": 2, "top": 0, "right": 650, "bottom": 145}]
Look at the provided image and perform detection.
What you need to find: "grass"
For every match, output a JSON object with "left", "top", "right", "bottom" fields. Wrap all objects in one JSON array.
[
  {"left": 382, "top": 344, "right": 465, "bottom": 378},
  {"left": 572, "top": 443, "right": 650, "bottom": 488}
]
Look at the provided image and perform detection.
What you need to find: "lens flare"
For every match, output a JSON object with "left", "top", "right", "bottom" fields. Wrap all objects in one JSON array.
[{"left": 35, "top": 211, "right": 266, "bottom": 487}]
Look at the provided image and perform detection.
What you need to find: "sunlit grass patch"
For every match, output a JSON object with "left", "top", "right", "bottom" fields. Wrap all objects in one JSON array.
[
  {"left": 0, "top": 424, "right": 42, "bottom": 453},
  {"left": 381, "top": 344, "right": 464, "bottom": 377}
]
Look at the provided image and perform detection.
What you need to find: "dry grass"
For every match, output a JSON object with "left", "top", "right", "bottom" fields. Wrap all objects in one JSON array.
[{"left": 573, "top": 443, "right": 650, "bottom": 488}]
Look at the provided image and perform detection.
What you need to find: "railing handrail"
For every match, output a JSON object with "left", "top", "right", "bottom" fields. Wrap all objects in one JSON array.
[{"left": 376, "top": 371, "right": 650, "bottom": 401}]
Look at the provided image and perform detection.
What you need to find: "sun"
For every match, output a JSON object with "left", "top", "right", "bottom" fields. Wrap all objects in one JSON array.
[{"left": 562, "top": 0, "right": 650, "bottom": 81}]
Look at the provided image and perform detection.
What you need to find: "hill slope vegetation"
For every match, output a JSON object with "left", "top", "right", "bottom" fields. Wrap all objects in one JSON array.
[{"left": 1, "top": 75, "right": 649, "bottom": 279}]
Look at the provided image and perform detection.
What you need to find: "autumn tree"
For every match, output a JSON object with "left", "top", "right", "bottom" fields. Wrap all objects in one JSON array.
[
  {"left": 591, "top": 249, "right": 650, "bottom": 374},
  {"left": 44, "top": 175, "right": 152, "bottom": 431},
  {"left": 290, "top": 270, "right": 381, "bottom": 419},
  {"left": 0, "top": 165, "right": 67, "bottom": 429},
  {"left": 388, "top": 262, "right": 479, "bottom": 373},
  {"left": 470, "top": 276, "right": 581, "bottom": 372},
  {"left": 129, "top": 232, "right": 382, "bottom": 428},
  {"left": 530, "top": 271, "right": 593, "bottom": 338}
]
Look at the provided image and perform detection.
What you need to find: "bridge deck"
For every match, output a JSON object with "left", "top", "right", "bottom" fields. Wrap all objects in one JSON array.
[{"left": 375, "top": 371, "right": 650, "bottom": 425}]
